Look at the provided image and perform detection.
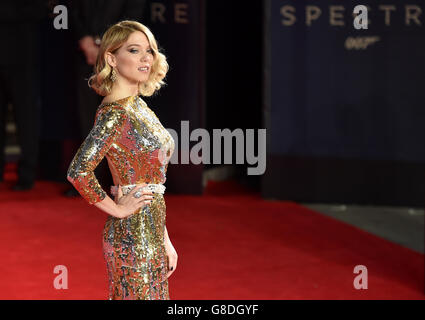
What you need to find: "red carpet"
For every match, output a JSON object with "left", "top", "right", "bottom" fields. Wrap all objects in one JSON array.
[{"left": 0, "top": 164, "right": 423, "bottom": 299}]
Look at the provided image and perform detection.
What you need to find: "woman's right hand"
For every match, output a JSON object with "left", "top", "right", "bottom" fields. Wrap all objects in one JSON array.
[{"left": 114, "top": 183, "right": 154, "bottom": 219}]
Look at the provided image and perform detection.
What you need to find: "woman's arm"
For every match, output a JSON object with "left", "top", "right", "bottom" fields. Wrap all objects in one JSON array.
[
  {"left": 67, "top": 104, "right": 155, "bottom": 218},
  {"left": 164, "top": 225, "right": 170, "bottom": 243},
  {"left": 93, "top": 186, "right": 153, "bottom": 219},
  {"left": 67, "top": 104, "right": 154, "bottom": 218},
  {"left": 93, "top": 194, "right": 122, "bottom": 218},
  {"left": 67, "top": 104, "right": 127, "bottom": 205},
  {"left": 164, "top": 225, "right": 178, "bottom": 278}
]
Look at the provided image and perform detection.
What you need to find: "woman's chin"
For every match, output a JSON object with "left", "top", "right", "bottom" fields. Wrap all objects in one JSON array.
[{"left": 137, "top": 74, "right": 150, "bottom": 82}]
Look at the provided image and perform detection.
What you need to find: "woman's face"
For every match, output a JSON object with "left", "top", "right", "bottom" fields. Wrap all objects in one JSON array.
[{"left": 108, "top": 31, "right": 154, "bottom": 86}]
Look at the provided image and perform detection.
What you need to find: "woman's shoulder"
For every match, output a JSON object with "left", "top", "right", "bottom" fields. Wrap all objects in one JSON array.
[
  {"left": 95, "top": 103, "right": 127, "bottom": 120},
  {"left": 96, "top": 95, "right": 138, "bottom": 116}
]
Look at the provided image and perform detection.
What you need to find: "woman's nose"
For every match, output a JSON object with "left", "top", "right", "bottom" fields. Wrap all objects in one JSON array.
[{"left": 141, "top": 53, "right": 150, "bottom": 61}]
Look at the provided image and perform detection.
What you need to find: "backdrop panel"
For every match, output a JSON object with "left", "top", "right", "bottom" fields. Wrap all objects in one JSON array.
[{"left": 263, "top": 0, "right": 425, "bottom": 206}]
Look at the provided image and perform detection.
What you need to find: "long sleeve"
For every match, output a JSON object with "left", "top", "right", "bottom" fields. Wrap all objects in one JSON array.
[{"left": 67, "top": 104, "right": 128, "bottom": 204}]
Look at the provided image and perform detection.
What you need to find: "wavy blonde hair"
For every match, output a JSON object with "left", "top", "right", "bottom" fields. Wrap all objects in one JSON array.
[{"left": 88, "top": 20, "right": 169, "bottom": 97}]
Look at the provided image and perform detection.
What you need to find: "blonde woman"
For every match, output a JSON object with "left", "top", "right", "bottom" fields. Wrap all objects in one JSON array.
[{"left": 67, "top": 20, "right": 177, "bottom": 300}]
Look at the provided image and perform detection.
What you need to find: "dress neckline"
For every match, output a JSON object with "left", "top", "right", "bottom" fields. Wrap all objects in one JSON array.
[{"left": 100, "top": 94, "right": 139, "bottom": 107}]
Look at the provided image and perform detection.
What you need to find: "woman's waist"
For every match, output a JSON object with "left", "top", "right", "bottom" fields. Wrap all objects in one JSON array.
[{"left": 110, "top": 182, "right": 166, "bottom": 196}]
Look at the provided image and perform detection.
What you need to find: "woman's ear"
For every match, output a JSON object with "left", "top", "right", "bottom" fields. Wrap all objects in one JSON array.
[{"left": 105, "top": 52, "right": 116, "bottom": 68}]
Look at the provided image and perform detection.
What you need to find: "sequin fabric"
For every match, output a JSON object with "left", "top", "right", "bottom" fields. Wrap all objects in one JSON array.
[{"left": 67, "top": 95, "right": 175, "bottom": 300}]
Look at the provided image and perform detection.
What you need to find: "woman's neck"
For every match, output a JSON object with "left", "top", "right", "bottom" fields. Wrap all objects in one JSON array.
[{"left": 104, "top": 80, "right": 139, "bottom": 103}]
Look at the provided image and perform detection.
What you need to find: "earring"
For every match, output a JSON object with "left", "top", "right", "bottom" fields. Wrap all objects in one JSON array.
[{"left": 110, "top": 68, "right": 117, "bottom": 82}]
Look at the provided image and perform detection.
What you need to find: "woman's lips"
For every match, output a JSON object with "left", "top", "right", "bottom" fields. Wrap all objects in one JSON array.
[{"left": 138, "top": 66, "right": 149, "bottom": 73}]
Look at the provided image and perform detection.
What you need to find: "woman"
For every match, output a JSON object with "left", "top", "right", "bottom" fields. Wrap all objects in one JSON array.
[{"left": 67, "top": 20, "right": 177, "bottom": 300}]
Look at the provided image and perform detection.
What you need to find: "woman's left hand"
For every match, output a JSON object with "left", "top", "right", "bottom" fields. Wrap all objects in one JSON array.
[{"left": 165, "top": 239, "right": 178, "bottom": 278}]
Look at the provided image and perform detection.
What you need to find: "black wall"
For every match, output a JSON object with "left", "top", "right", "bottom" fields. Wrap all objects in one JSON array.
[{"left": 205, "top": 1, "right": 263, "bottom": 189}]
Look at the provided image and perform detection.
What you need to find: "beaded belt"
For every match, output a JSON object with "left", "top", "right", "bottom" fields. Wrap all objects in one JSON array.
[{"left": 110, "top": 183, "right": 166, "bottom": 197}]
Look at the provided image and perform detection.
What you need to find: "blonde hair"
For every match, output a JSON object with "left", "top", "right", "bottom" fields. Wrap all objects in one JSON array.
[{"left": 88, "top": 20, "right": 169, "bottom": 97}]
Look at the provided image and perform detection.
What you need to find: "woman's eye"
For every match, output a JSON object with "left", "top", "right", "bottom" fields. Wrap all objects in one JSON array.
[{"left": 129, "top": 48, "right": 153, "bottom": 54}]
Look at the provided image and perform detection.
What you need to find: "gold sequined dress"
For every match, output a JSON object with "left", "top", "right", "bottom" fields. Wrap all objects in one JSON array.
[{"left": 67, "top": 95, "right": 175, "bottom": 300}]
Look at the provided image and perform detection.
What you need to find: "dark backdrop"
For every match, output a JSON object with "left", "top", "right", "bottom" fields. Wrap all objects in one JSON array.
[{"left": 263, "top": 0, "right": 425, "bottom": 206}]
